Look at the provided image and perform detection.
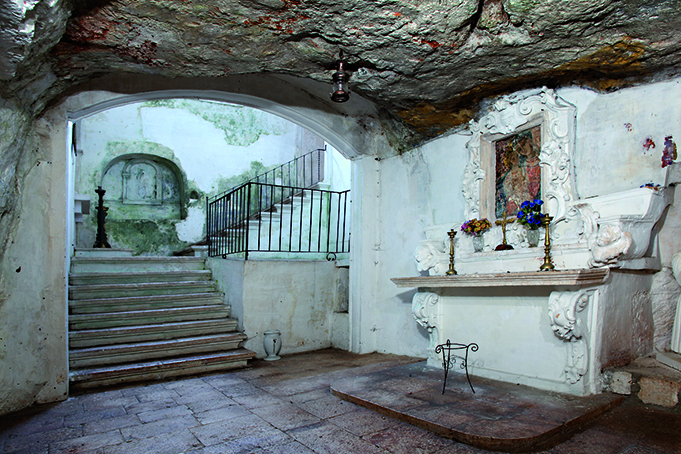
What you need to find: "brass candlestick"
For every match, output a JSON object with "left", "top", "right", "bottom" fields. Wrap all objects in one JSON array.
[
  {"left": 446, "top": 229, "right": 457, "bottom": 275},
  {"left": 540, "top": 215, "right": 555, "bottom": 271}
]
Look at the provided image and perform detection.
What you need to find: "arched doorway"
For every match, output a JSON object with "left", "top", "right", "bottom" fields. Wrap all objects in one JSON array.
[{"left": 68, "top": 94, "right": 351, "bottom": 257}]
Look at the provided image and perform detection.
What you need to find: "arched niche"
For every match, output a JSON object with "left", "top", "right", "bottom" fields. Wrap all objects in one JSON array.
[{"left": 101, "top": 154, "right": 186, "bottom": 220}]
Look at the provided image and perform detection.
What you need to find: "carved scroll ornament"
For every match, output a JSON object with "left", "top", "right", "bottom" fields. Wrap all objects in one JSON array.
[
  {"left": 548, "top": 289, "right": 594, "bottom": 384},
  {"left": 412, "top": 292, "right": 441, "bottom": 360},
  {"left": 414, "top": 240, "right": 449, "bottom": 276},
  {"left": 568, "top": 203, "right": 633, "bottom": 267}
]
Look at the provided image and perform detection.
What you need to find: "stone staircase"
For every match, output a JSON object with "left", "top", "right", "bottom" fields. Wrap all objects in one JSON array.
[{"left": 68, "top": 250, "right": 255, "bottom": 389}]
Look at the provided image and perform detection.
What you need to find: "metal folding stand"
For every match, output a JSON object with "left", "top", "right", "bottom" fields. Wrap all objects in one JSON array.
[{"left": 435, "top": 339, "right": 479, "bottom": 394}]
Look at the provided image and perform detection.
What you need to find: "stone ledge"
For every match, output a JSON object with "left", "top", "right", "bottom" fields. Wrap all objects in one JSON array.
[{"left": 391, "top": 268, "right": 609, "bottom": 288}]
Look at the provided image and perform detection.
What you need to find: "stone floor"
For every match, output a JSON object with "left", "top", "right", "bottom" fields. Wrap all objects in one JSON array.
[{"left": 1, "top": 349, "right": 680, "bottom": 454}]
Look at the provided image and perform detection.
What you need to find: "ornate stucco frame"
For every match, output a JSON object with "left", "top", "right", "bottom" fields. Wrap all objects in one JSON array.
[{"left": 463, "top": 88, "right": 577, "bottom": 224}]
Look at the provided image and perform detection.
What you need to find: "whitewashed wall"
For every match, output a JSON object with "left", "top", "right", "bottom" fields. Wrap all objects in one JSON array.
[
  {"left": 77, "top": 100, "right": 298, "bottom": 195},
  {"left": 208, "top": 258, "right": 347, "bottom": 358}
]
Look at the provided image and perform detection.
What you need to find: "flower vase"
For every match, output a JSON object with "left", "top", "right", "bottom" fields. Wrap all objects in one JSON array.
[
  {"left": 472, "top": 235, "right": 484, "bottom": 252},
  {"left": 527, "top": 228, "right": 540, "bottom": 248}
]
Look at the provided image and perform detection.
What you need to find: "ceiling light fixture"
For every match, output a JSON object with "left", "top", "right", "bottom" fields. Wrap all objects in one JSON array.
[{"left": 330, "top": 50, "right": 350, "bottom": 103}]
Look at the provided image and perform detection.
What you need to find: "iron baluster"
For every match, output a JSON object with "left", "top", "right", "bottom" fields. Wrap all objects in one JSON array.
[
  {"left": 288, "top": 185, "right": 294, "bottom": 252},
  {"left": 298, "top": 189, "right": 304, "bottom": 251},
  {"left": 342, "top": 191, "right": 348, "bottom": 252},
  {"left": 326, "top": 193, "right": 333, "bottom": 254}
]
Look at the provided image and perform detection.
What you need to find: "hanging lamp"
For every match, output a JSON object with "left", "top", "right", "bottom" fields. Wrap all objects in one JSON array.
[{"left": 330, "top": 50, "right": 351, "bottom": 103}]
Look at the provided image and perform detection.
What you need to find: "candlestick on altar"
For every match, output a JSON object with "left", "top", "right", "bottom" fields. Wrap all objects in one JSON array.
[
  {"left": 540, "top": 215, "right": 555, "bottom": 271},
  {"left": 446, "top": 229, "right": 458, "bottom": 275}
]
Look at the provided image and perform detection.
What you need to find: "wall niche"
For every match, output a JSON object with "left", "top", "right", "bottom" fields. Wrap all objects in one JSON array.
[{"left": 101, "top": 154, "right": 186, "bottom": 220}]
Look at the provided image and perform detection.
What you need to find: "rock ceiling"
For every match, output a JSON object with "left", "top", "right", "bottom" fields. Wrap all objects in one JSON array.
[{"left": 3, "top": 0, "right": 681, "bottom": 146}]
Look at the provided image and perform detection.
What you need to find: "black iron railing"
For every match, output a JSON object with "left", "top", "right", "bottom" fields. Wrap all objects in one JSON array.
[
  {"left": 207, "top": 182, "right": 350, "bottom": 259},
  {"left": 214, "top": 148, "right": 325, "bottom": 201}
]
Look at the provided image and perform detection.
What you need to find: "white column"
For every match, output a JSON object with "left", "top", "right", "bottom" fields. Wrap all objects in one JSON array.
[{"left": 671, "top": 253, "right": 681, "bottom": 353}]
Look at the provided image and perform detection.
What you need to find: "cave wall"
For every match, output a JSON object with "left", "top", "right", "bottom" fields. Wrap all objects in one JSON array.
[{"left": 0, "top": 103, "right": 69, "bottom": 416}]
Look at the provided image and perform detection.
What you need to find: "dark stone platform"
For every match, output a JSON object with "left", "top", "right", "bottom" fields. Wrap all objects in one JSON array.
[{"left": 331, "top": 362, "right": 623, "bottom": 453}]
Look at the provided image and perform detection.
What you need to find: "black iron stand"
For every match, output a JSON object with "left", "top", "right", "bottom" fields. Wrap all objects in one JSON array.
[
  {"left": 435, "top": 339, "right": 479, "bottom": 394},
  {"left": 93, "top": 186, "right": 111, "bottom": 248}
]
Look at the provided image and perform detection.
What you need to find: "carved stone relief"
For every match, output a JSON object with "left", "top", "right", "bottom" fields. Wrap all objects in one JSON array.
[
  {"left": 101, "top": 154, "right": 185, "bottom": 220},
  {"left": 415, "top": 240, "right": 449, "bottom": 276},
  {"left": 123, "top": 161, "right": 158, "bottom": 202}
]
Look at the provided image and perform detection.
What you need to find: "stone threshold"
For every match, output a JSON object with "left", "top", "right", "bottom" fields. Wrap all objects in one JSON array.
[{"left": 331, "top": 362, "right": 623, "bottom": 453}]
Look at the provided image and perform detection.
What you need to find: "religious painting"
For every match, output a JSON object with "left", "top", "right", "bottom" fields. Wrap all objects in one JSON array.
[
  {"left": 494, "top": 125, "right": 541, "bottom": 219},
  {"left": 463, "top": 88, "right": 576, "bottom": 227}
]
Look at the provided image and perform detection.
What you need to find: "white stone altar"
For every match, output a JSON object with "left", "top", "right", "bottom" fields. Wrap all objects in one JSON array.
[{"left": 400, "top": 89, "right": 672, "bottom": 396}]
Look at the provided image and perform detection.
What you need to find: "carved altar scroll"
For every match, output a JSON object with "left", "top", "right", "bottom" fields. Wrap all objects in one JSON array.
[
  {"left": 412, "top": 292, "right": 441, "bottom": 361},
  {"left": 548, "top": 289, "right": 596, "bottom": 384}
]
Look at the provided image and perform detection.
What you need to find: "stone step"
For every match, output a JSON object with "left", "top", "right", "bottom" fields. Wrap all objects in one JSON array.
[
  {"left": 75, "top": 248, "right": 134, "bottom": 257},
  {"left": 69, "top": 333, "right": 248, "bottom": 368},
  {"left": 69, "top": 348, "right": 257, "bottom": 389},
  {"left": 69, "top": 319, "right": 239, "bottom": 348},
  {"left": 604, "top": 354, "right": 681, "bottom": 408},
  {"left": 69, "top": 270, "right": 213, "bottom": 286},
  {"left": 68, "top": 305, "right": 230, "bottom": 330},
  {"left": 69, "top": 292, "right": 225, "bottom": 314},
  {"left": 70, "top": 256, "right": 206, "bottom": 274},
  {"left": 68, "top": 281, "right": 218, "bottom": 300}
]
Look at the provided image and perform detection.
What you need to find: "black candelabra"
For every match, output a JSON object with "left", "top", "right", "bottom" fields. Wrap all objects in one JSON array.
[{"left": 93, "top": 186, "right": 111, "bottom": 248}]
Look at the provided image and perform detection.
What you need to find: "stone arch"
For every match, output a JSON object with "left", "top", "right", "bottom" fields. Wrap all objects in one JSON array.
[{"left": 62, "top": 74, "right": 389, "bottom": 160}]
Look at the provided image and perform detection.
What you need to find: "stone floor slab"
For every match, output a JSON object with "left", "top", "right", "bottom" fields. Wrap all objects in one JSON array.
[
  {"left": 120, "top": 414, "right": 199, "bottom": 441},
  {"left": 288, "top": 421, "right": 384, "bottom": 454},
  {"left": 103, "top": 428, "right": 202, "bottom": 454},
  {"left": 189, "top": 413, "right": 290, "bottom": 447},
  {"left": 49, "top": 429, "right": 124, "bottom": 453},
  {"left": 364, "top": 421, "right": 455, "bottom": 454},
  {"left": 2, "top": 350, "right": 681, "bottom": 454},
  {"left": 326, "top": 406, "right": 405, "bottom": 437},
  {"left": 293, "top": 394, "right": 358, "bottom": 419},
  {"left": 250, "top": 401, "right": 321, "bottom": 431},
  {"left": 332, "top": 362, "right": 624, "bottom": 453},
  {"left": 194, "top": 402, "right": 252, "bottom": 425}
]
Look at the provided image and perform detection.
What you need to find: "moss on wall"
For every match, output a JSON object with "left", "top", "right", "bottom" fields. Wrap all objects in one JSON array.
[
  {"left": 105, "top": 219, "right": 188, "bottom": 255},
  {"left": 210, "top": 160, "right": 271, "bottom": 196},
  {"left": 141, "top": 99, "right": 288, "bottom": 146}
]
